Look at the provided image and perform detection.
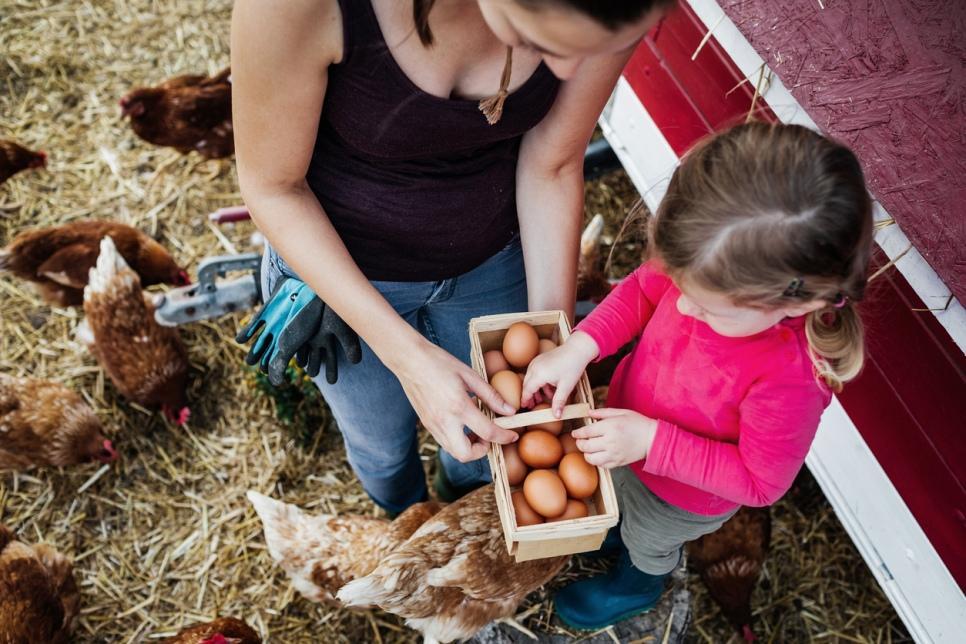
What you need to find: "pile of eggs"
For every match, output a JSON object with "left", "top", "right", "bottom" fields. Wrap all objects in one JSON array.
[{"left": 483, "top": 322, "right": 600, "bottom": 526}]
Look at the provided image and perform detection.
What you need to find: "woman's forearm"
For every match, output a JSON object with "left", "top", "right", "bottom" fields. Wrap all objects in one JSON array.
[
  {"left": 242, "top": 182, "right": 425, "bottom": 374},
  {"left": 516, "top": 162, "right": 584, "bottom": 321}
]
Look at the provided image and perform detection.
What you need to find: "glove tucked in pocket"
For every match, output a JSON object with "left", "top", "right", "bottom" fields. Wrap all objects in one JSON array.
[{"left": 236, "top": 274, "right": 361, "bottom": 386}]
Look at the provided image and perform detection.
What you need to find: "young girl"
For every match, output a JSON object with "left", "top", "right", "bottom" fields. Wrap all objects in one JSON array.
[{"left": 520, "top": 121, "right": 874, "bottom": 629}]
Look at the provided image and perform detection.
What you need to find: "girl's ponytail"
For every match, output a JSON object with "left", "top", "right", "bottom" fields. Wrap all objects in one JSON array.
[{"left": 805, "top": 304, "right": 865, "bottom": 393}]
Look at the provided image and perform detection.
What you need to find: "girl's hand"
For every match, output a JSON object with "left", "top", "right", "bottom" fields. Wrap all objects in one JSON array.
[
  {"left": 521, "top": 330, "right": 600, "bottom": 416},
  {"left": 572, "top": 408, "right": 658, "bottom": 469},
  {"left": 395, "top": 340, "right": 519, "bottom": 463}
]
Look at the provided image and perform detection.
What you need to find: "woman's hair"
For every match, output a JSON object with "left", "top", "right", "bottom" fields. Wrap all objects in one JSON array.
[
  {"left": 652, "top": 121, "right": 874, "bottom": 392},
  {"left": 413, "top": 0, "right": 672, "bottom": 46}
]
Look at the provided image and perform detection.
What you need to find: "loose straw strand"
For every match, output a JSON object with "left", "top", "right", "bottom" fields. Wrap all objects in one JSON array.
[{"left": 480, "top": 46, "right": 513, "bottom": 125}]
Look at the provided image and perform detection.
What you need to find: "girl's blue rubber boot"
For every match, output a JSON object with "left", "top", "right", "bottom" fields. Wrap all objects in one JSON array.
[{"left": 554, "top": 547, "right": 668, "bottom": 630}]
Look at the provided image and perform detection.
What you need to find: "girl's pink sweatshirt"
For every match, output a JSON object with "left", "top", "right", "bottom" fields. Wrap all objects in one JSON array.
[{"left": 576, "top": 262, "right": 831, "bottom": 516}]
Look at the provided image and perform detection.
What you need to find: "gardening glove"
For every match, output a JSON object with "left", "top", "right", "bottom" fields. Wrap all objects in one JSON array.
[
  {"left": 270, "top": 296, "right": 362, "bottom": 386},
  {"left": 235, "top": 276, "right": 316, "bottom": 372}
]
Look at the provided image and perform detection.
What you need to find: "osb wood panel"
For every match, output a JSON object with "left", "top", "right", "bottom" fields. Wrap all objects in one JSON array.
[{"left": 719, "top": 0, "right": 966, "bottom": 302}]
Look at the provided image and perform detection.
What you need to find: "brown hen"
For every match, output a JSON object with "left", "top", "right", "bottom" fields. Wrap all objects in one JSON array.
[
  {"left": 0, "top": 373, "right": 117, "bottom": 470},
  {"left": 120, "top": 67, "right": 233, "bottom": 159},
  {"left": 161, "top": 616, "right": 261, "bottom": 644},
  {"left": 0, "top": 220, "right": 189, "bottom": 306},
  {"left": 687, "top": 506, "right": 772, "bottom": 642},
  {"left": 0, "top": 139, "right": 46, "bottom": 185},
  {"left": 250, "top": 485, "right": 568, "bottom": 644},
  {"left": 82, "top": 236, "right": 190, "bottom": 425},
  {"left": 0, "top": 524, "right": 79, "bottom": 644}
]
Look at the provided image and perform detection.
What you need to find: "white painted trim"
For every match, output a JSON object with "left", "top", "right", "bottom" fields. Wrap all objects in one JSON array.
[
  {"left": 598, "top": 44, "right": 966, "bottom": 642},
  {"left": 599, "top": 78, "right": 679, "bottom": 215},
  {"left": 683, "top": 0, "right": 966, "bottom": 354},
  {"left": 808, "top": 400, "right": 966, "bottom": 643}
]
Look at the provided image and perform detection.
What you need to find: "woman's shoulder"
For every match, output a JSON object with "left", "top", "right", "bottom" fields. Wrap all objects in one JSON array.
[{"left": 233, "top": 0, "right": 344, "bottom": 67}]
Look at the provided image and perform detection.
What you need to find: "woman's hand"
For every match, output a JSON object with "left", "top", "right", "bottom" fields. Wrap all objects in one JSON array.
[
  {"left": 395, "top": 340, "right": 519, "bottom": 463},
  {"left": 571, "top": 408, "right": 657, "bottom": 469},
  {"left": 521, "top": 330, "right": 600, "bottom": 416}
]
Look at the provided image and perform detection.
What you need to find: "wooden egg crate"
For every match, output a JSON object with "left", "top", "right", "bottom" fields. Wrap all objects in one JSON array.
[{"left": 469, "top": 310, "right": 619, "bottom": 562}]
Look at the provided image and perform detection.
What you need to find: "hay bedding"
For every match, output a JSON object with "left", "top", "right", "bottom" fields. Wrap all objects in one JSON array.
[{"left": 0, "top": 1, "right": 909, "bottom": 642}]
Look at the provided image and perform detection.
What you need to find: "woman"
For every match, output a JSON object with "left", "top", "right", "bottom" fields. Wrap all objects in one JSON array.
[{"left": 231, "top": 0, "right": 670, "bottom": 514}]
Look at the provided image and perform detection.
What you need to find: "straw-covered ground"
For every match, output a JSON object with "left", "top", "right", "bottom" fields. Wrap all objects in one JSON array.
[{"left": 1, "top": 1, "right": 911, "bottom": 642}]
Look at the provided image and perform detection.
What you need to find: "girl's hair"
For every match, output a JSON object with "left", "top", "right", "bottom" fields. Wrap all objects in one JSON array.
[
  {"left": 413, "top": 0, "right": 672, "bottom": 46},
  {"left": 652, "top": 121, "right": 874, "bottom": 392}
]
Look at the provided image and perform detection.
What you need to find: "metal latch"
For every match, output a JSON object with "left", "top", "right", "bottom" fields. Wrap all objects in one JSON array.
[{"left": 153, "top": 253, "right": 262, "bottom": 327}]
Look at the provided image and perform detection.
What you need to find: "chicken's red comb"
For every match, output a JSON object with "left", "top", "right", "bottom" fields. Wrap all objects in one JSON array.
[
  {"left": 98, "top": 439, "right": 119, "bottom": 463},
  {"left": 199, "top": 633, "right": 228, "bottom": 644},
  {"left": 742, "top": 624, "right": 757, "bottom": 642},
  {"left": 176, "top": 407, "right": 191, "bottom": 426}
]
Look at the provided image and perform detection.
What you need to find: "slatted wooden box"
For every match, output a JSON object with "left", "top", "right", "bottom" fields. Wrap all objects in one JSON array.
[{"left": 468, "top": 310, "right": 619, "bottom": 562}]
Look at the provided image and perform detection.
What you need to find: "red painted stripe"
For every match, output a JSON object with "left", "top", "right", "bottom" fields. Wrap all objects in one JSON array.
[
  {"left": 624, "top": 3, "right": 777, "bottom": 155},
  {"left": 621, "top": 0, "right": 965, "bottom": 587},
  {"left": 839, "top": 250, "right": 966, "bottom": 587}
]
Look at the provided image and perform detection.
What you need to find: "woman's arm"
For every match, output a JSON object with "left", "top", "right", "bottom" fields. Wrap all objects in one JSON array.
[
  {"left": 231, "top": 0, "right": 517, "bottom": 461},
  {"left": 516, "top": 51, "right": 633, "bottom": 321}
]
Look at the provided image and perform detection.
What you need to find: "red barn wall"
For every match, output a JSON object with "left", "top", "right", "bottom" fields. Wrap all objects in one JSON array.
[{"left": 719, "top": 0, "right": 966, "bottom": 302}]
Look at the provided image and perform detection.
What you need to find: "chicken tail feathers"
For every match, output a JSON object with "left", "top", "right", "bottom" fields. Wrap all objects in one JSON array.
[
  {"left": 335, "top": 574, "right": 387, "bottom": 608},
  {"left": 85, "top": 236, "right": 136, "bottom": 297},
  {"left": 580, "top": 213, "right": 604, "bottom": 258},
  {"left": 248, "top": 490, "right": 348, "bottom": 603},
  {"left": 247, "top": 491, "right": 304, "bottom": 564}
]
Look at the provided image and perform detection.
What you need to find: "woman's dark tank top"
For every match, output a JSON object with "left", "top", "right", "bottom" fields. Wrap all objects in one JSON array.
[{"left": 306, "top": 0, "right": 560, "bottom": 281}]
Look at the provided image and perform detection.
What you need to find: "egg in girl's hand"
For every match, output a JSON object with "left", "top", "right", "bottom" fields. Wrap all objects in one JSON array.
[
  {"left": 517, "top": 430, "right": 563, "bottom": 468},
  {"left": 483, "top": 350, "right": 510, "bottom": 378},
  {"left": 538, "top": 338, "right": 557, "bottom": 354},
  {"left": 512, "top": 490, "right": 544, "bottom": 526},
  {"left": 502, "top": 322, "right": 540, "bottom": 368},
  {"left": 559, "top": 432, "right": 579, "bottom": 455},
  {"left": 490, "top": 370, "right": 522, "bottom": 411},
  {"left": 523, "top": 469, "right": 568, "bottom": 518},
  {"left": 503, "top": 442, "right": 528, "bottom": 486},
  {"left": 558, "top": 452, "right": 599, "bottom": 499},
  {"left": 548, "top": 498, "right": 590, "bottom": 522},
  {"left": 529, "top": 403, "right": 563, "bottom": 435}
]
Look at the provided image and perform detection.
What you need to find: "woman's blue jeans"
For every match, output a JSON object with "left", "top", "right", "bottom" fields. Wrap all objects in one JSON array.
[{"left": 261, "top": 236, "right": 528, "bottom": 513}]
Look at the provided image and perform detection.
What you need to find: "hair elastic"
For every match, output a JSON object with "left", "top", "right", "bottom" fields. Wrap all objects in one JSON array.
[
  {"left": 783, "top": 277, "right": 805, "bottom": 298},
  {"left": 833, "top": 293, "right": 850, "bottom": 309}
]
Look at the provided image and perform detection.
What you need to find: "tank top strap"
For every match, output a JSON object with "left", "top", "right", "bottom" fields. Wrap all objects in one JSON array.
[{"left": 334, "top": 0, "right": 385, "bottom": 66}]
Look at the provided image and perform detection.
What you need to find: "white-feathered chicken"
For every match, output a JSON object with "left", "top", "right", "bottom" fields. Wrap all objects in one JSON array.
[{"left": 249, "top": 485, "right": 568, "bottom": 643}]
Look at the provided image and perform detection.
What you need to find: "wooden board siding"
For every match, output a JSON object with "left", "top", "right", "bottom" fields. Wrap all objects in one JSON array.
[{"left": 717, "top": 0, "right": 966, "bottom": 304}]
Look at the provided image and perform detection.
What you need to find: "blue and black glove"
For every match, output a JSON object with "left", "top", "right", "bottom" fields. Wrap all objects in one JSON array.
[{"left": 236, "top": 275, "right": 361, "bottom": 386}]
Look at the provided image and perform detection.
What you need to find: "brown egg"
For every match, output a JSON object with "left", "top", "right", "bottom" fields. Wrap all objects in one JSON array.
[
  {"left": 490, "top": 370, "right": 522, "bottom": 412},
  {"left": 503, "top": 442, "right": 528, "bottom": 486},
  {"left": 529, "top": 403, "right": 563, "bottom": 435},
  {"left": 502, "top": 322, "right": 540, "bottom": 368},
  {"left": 512, "top": 490, "right": 544, "bottom": 526},
  {"left": 483, "top": 350, "right": 510, "bottom": 378},
  {"left": 517, "top": 430, "right": 563, "bottom": 468},
  {"left": 538, "top": 338, "right": 557, "bottom": 354},
  {"left": 523, "top": 469, "right": 568, "bottom": 518},
  {"left": 548, "top": 498, "right": 590, "bottom": 522},
  {"left": 558, "top": 452, "right": 599, "bottom": 499},
  {"left": 560, "top": 432, "right": 579, "bottom": 455}
]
